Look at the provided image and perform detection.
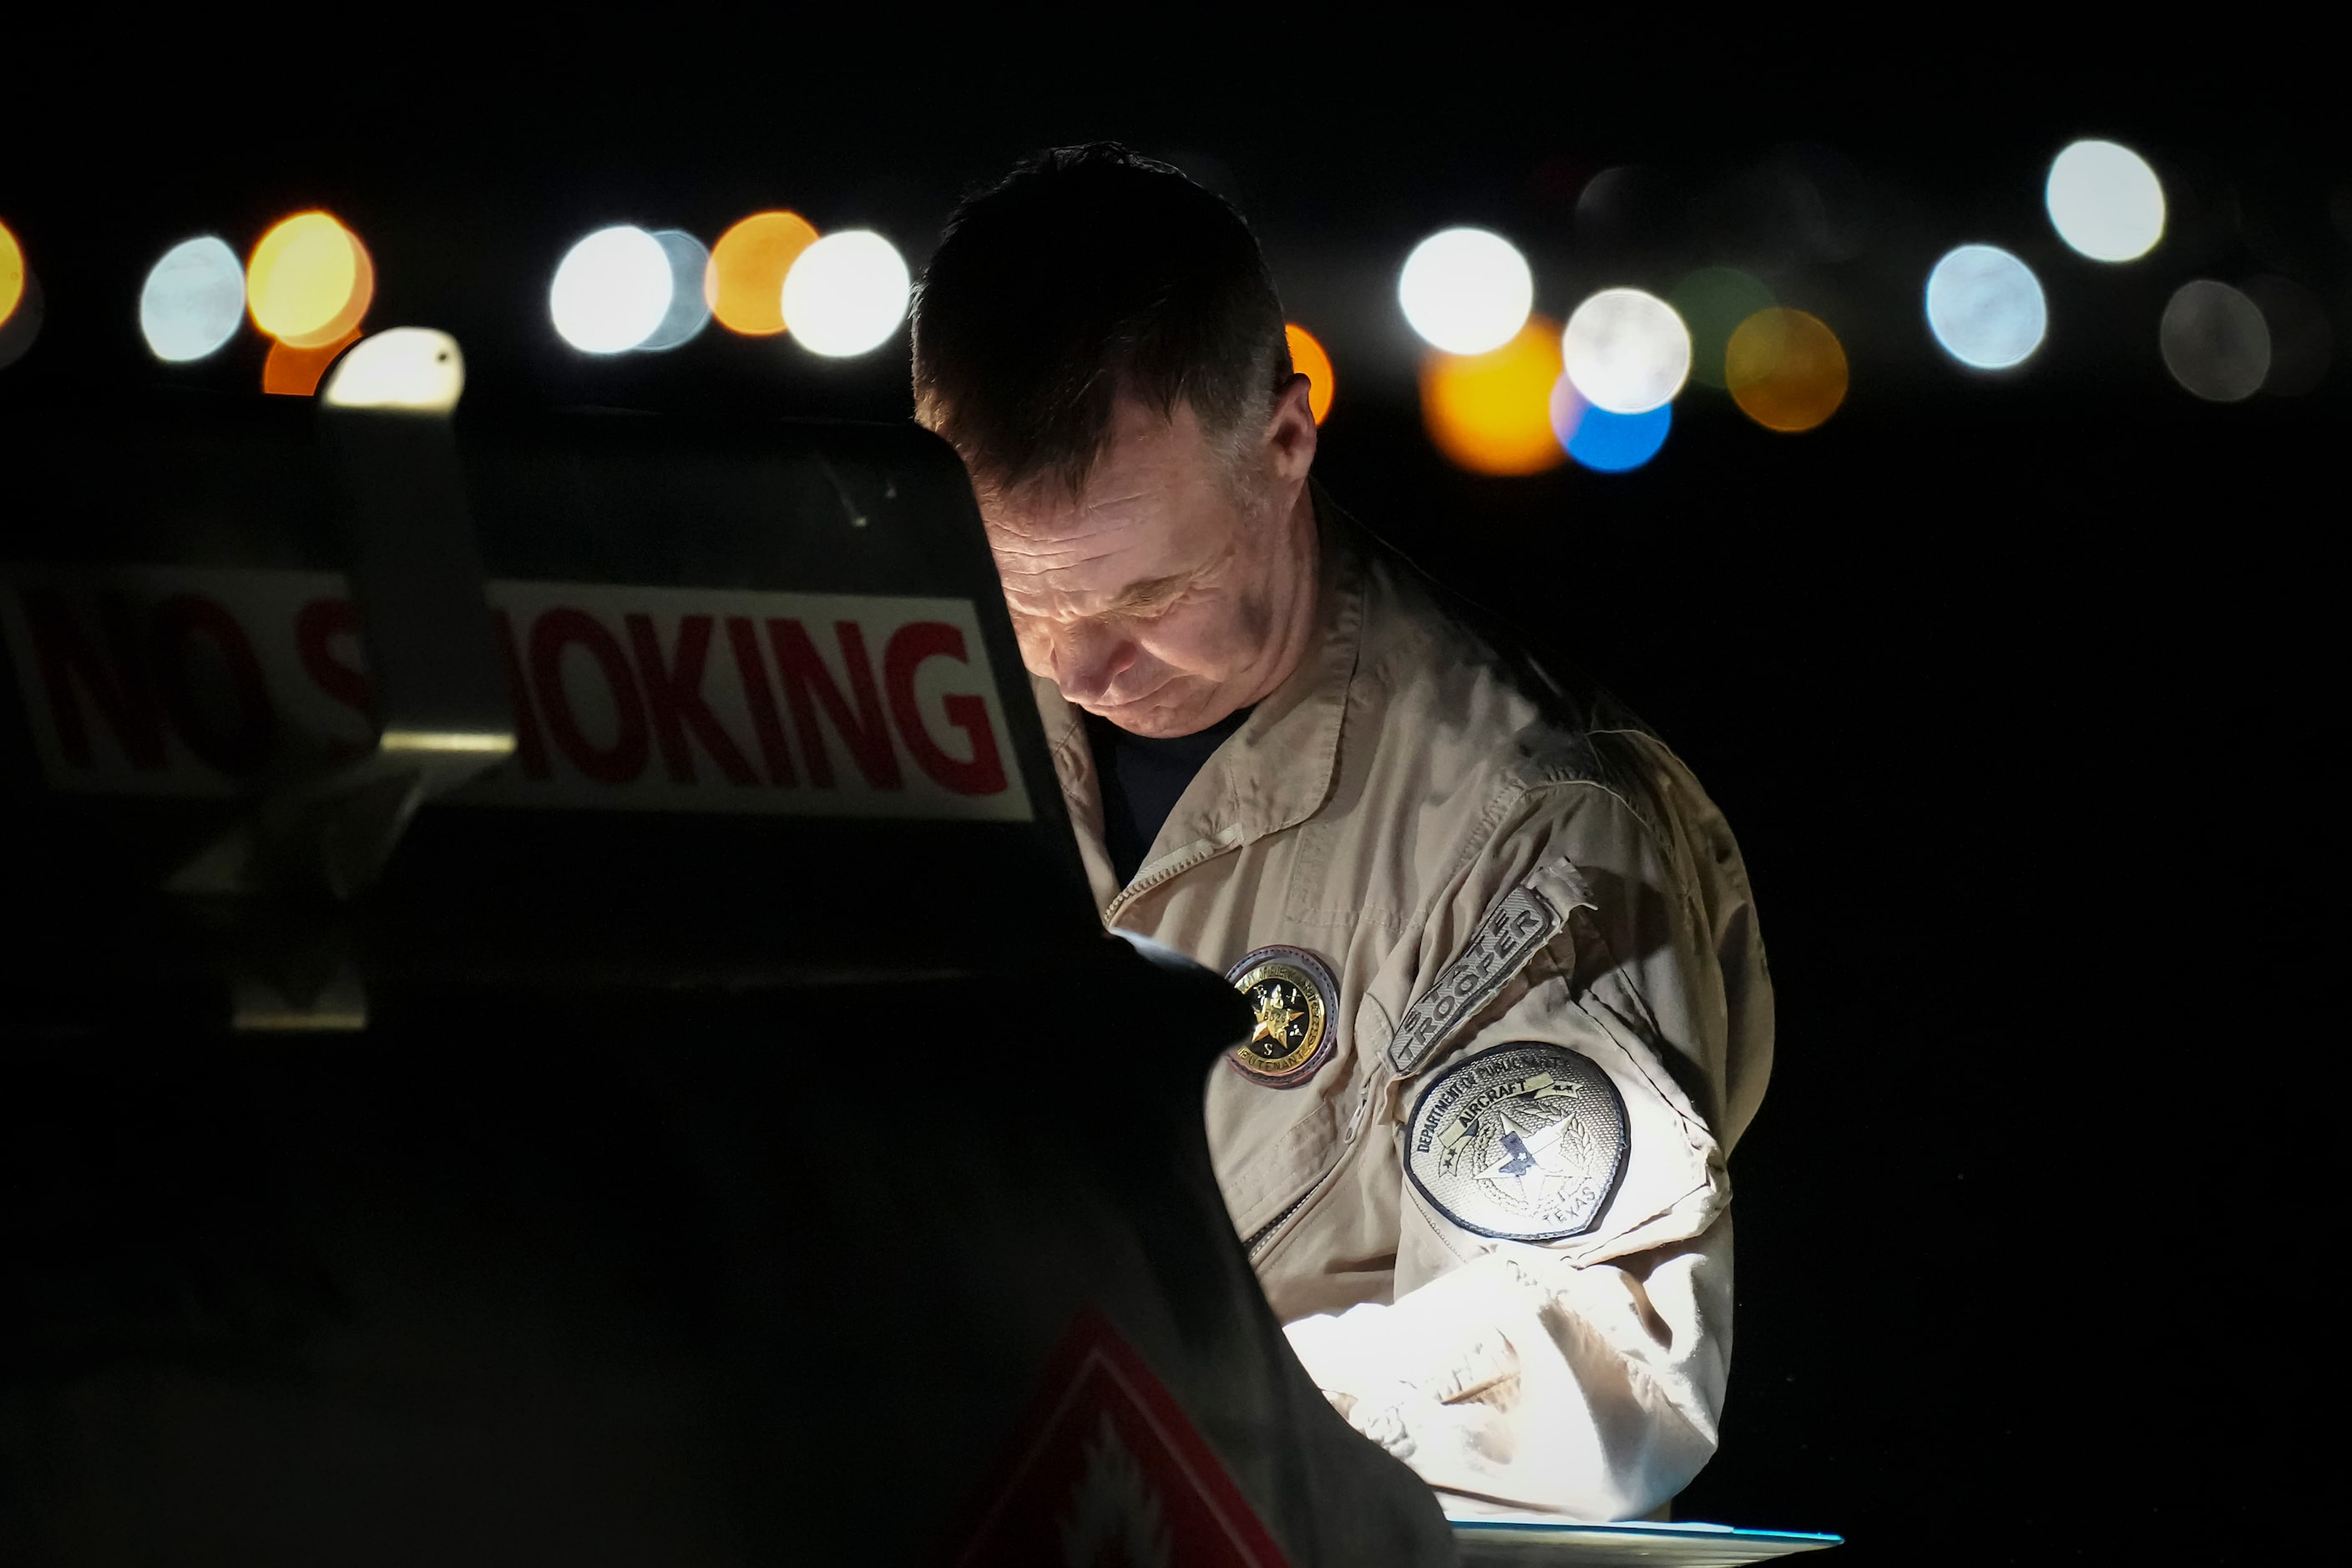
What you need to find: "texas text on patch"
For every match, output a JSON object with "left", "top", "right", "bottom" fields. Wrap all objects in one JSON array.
[
  {"left": 1404, "top": 1042, "right": 1628, "bottom": 1242},
  {"left": 1387, "top": 888, "right": 1560, "bottom": 1075},
  {"left": 1225, "top": 945, "right": 1340, "bottom": 1089}
]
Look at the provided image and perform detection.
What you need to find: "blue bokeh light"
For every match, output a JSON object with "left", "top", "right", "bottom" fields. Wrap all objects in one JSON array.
[{"left": 1553, "top": 377, "right": 1671, "bottom": 472}]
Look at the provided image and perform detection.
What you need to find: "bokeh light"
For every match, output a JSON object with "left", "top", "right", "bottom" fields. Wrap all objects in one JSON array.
[
  {"left": 2244, "top": 276, "right": 2332, "bottom": 397},
  {"left": 1561, "top": 288, "right": 1690, "bottom": 414},
  {"left": 2160, "top": 281, "right": 2269, "bottom": 402},
  {"left": 1419, "top": 316, "right": 1565, "bottom": 476},
  {"left": 1925, "top": 245, "right": 2046, "bottom": 371},
  {"left": 708, "top": 210, "right": 819, "bottom": 336},
  {"left": 1670, "top": 267, "right": 1773, "bottom": 390},
  {"left": 549, "top": 225, "right": 672, "bottom": 355},
  {"left": 139, "top": 237, "right": 246, "bottom": 362},
  {"left": 0, "top": 224, "right": 42, "bottom": 373},
  {"left": 1285, "top": 324, "right": 1335, "bottom": 422},
  {"left": 1552, "top": 378, "right": 1671, "bottom": 473},
  {"left": 262, "top": 327, "right": 362, "bottom": 397},
  {"left": 0, "top": 219, "right": 23, "bottom": 327},
  {"left": 247, "top": 212, "right": 373, "bottom": 347},
  {"left": 779, "top": 230, "right": 910, "bottom": 357},
  {"left": 322, "top": 327, "right": 464, "bottom": 413},
  {"left": 2046, "top": 140, "right": 2165, "bottom": 262},
  {"left": 1399, "top": 228, "right": 1533, "bottom": 357},
  {"left": 639, "top": 230, "right": 714, "bottom": 352},
  {"left": 1726, "top": 308, "right": 1849, "bottom": 432}
]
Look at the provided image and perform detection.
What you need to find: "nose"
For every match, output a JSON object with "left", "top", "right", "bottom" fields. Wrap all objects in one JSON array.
[{"left": 1050, "top": 620, "right": 1138, "bottom": 704}]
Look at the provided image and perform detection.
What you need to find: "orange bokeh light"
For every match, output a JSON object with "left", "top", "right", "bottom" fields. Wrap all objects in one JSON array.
[
  {"left": 0, "top": 220, "right": 24, "bottom": 326},
  {"left": 1419, "top": 316, "right": 1567, "bottom": 476},
  {"left": 708, "top": 211, "right": 820, "bottom": 336},
  {"left": 1726, "top": 308, "right": 1848, "bottom": 432},
  {"left": 1286, "top": 323, "right": 1335, "bottom": 423},
  {"left": 262, "top": 326, "right": 363, "bottom": 397},
  {"left": 248, "top": 212, "right": 374, "bottom": 348}
]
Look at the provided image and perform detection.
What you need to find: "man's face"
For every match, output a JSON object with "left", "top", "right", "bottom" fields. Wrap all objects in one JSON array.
[{"left": 974, "top": 384, "right": 1318, "bottom": 737}]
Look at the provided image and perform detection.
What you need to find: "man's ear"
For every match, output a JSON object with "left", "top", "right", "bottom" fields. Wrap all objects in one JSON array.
[{"left": 1266, "top": 372, "right": 1318, "bottom": 483}]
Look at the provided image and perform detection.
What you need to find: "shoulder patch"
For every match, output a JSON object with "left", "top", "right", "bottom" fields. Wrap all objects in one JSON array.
[
  {"left": 1387, "top": 888, "right": 1560, "bottom": 1074},
  {"left": 1223, "top": 944, "right": 1340, "bottom": 1089},
  {"left": 1404, "top": 1042, "right": 1628, "bottom": 1241}
]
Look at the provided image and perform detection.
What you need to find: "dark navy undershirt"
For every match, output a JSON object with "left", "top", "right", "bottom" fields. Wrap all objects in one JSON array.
[{"left": 1084, "top": 705, "right": 1255, "bottom": 886}]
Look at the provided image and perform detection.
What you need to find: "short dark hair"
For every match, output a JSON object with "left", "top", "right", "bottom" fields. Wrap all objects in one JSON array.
[{"left": 912, "top": 143, "right": 1292, "bottom": 495}]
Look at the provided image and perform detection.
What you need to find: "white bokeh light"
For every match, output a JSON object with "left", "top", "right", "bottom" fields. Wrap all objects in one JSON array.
[
  {"left": 781, "top": 230, "right": 910, "bottom": 357},
  {"left": 1925, "top": 245, "right": 2046, "bottom": 370},
  {"left": 1398, "top": 228, "right": 1534, "bottom": 356},
  {"left": 2160, "top": 281, "right": 2270, "bottom": 402},
  {"left": 139, "top": 236, "right": 246, "bottom": 362},
  {"left": 322, "top": 327, "right": 465, "bottom": 413},
  {"left": 1561, "top": 289, "right": 1692, "bottom": 414},
  {"left": 640, "top": 230, "right": 714, "bottom": 352},
  {"left": 549, "top": 226, "right": 672, "bottom": 354},
  {"left": 2046, "top": 140, "right": 2165, "bottom": 262}
]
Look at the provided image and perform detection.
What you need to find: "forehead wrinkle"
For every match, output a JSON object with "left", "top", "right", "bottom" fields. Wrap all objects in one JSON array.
[
  {"left": 990, "top": 498, "right": 1155, "bottom": 549},
  {"left": 985, "top": 502, "right": 1160, "bottom": 569},
  {"left": 989, "top": 534, "right": 1144, "bottom": 578},
  {"left": 1075, "top": 486, "right": 1154, "bottom": 516}
]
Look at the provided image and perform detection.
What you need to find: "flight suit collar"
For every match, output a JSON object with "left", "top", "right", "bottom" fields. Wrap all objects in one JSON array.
[
  {"left": 1035, "top": 691, "right": 1123, "bottom": 913},
  {"left": 1033, "top": 491, "right": 1364, "bottom": 923}
]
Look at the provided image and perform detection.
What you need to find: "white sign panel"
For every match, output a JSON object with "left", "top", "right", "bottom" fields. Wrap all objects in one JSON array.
[{"left": 0, "top": 565, "right": 1033, "bottom": 822}]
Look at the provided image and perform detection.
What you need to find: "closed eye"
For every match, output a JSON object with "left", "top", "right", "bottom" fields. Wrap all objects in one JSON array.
[{"left": 1104, "top": 573, "right": 1190, "bottom": 618}]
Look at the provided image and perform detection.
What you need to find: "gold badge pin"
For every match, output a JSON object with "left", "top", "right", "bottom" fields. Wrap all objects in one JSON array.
[{"left": 1224, "top": 945, "right": 1339, "bottom": 1089}]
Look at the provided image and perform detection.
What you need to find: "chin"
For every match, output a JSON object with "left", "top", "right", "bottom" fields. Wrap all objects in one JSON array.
[
  {"left": 1108, "top": 712, "right": 1194, "bottom": 738},
  {"left": 1089, "top": 687, "right": 1218, "bottom": 737}
]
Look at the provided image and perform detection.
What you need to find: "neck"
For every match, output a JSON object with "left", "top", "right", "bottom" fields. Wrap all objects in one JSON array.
[{"left": 1231, "top": 480, "right": 1323, "bottom": 712}]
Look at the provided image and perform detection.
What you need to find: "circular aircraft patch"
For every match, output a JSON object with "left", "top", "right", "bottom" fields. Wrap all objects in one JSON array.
[
  {"left": 1404, "top": 1042, "right": 1629, "bottom": 1241},
  {"left": 1224, "top": 945, "right": 1338, "bottom": 1089}
]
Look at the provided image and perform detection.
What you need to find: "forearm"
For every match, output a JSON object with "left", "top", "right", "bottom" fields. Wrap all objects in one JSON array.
[{"left": 1283, "top": 1220, "right": 1730, "bottom": 1519}]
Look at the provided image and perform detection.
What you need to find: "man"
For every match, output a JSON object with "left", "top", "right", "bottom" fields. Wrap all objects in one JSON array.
[{"left": 913, "top": 144, "right": 1771, "bottom": 1521}]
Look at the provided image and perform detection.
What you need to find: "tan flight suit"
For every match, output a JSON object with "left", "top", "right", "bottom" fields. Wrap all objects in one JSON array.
[{"left": 1033, "top": 508, "right": 1771, "bottom": 1521}]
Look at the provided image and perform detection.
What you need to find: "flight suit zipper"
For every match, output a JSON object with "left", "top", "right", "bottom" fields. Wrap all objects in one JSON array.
[
  {"left": 1246, "top": 1168, "right": 1338, "bottom": 1259},
  {"left": 1101, "top": 821, "right": 1378, "bottom": 1266},
  {"left": 1242, "top": 1079, "right": 1376, "bottom": 1261}
]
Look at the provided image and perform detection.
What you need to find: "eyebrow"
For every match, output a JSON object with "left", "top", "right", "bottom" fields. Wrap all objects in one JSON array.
[{"left": 1103, "top": 573, "right": 1191, "bottom": 615}]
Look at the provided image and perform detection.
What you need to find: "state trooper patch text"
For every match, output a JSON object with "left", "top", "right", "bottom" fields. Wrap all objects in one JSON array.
[{"left": 1387, "top": 887, "right": 1560, "bottom": 1074}]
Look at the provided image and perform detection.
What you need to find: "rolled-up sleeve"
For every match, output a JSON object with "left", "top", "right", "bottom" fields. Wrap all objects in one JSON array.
[{"left": 1285, "top": 776, "right": 1750, "bottom": 1519}]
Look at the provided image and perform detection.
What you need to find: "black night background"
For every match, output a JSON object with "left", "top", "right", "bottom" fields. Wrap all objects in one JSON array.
[{"left": 2, "top": 34, "right": 2334, "bottom": 1565}]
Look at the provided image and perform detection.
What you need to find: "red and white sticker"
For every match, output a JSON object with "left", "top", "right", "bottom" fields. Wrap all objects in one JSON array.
[
  {"left": 947, "top": 1310, "right": 1290, "bottom": 1568},
  {"left": 0, "top": 565, "right": 1032, "bottom": 821}
]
